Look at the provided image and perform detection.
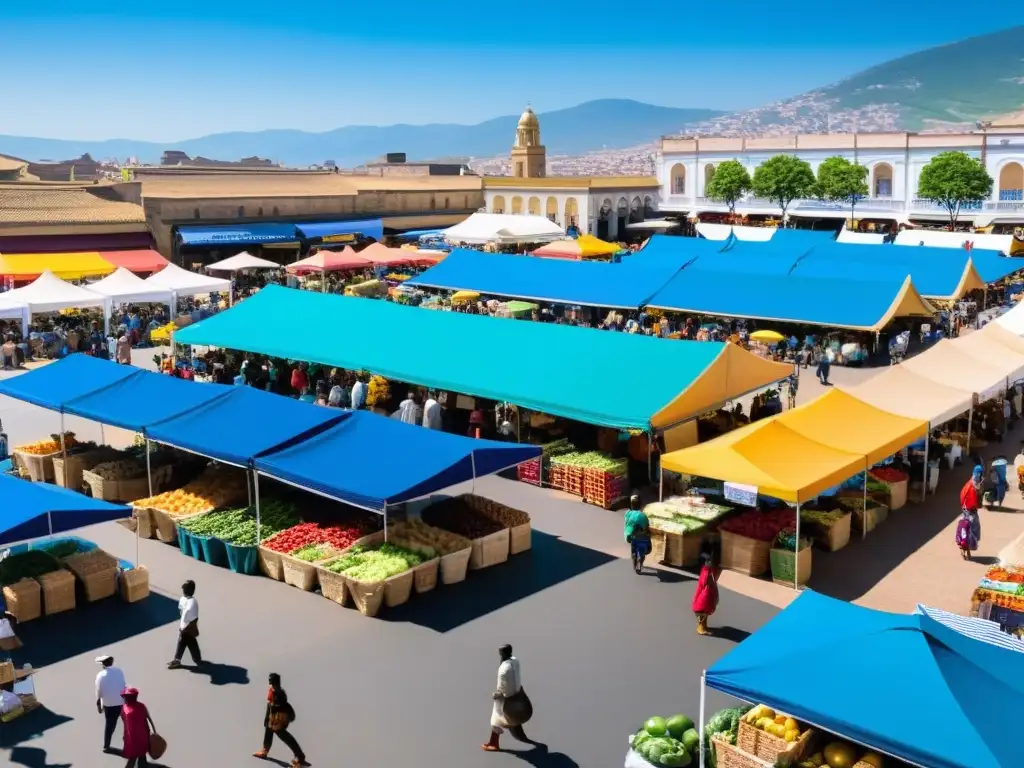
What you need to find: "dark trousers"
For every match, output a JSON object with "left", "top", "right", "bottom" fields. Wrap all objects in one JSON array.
[
  {"left": 103, "top": 705, "right": 121, "bottom": 748},
  {"left": 263, "top": 727, "right": 305, "bottom": 760},
  {"left": 174, "top": 630, "right": 202, "bottom": 663},
  {"left": 124, "top": 756, "right": 149, "bottom": 768}
]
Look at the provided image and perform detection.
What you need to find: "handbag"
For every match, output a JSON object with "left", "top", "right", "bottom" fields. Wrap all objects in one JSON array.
[
  {"left": 149, "top": 732, "right": 167, "bottom": 759},
  {"left": 269, "top": 710, "right": 291, "bottom": 732},
  {"left": 181, "top": 619, "right": 199, "bottom": 639},
  {"left": 503, "top": 687, "right": 533, "bottom": 726}
]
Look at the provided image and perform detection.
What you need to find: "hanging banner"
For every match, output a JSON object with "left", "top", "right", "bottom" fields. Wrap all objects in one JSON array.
[{"left": 724, "top": 482, "right": 758, "bottom": 507}]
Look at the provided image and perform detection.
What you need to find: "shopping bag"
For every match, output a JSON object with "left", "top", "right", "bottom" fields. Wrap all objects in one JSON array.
[
  {"left": 503, "top": 687, "right": 533, "bottom": 726},
  {"left": 149, "top": 732, "right": 167, "bottom": 759}
]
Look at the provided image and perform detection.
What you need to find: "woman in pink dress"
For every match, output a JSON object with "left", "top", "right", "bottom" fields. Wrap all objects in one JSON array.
[
  {"left": 120, "top": 687, "right": 156, "bottom": 767},
  {"left": 691, "top": 552, "right": 720, "bottom": 636}
]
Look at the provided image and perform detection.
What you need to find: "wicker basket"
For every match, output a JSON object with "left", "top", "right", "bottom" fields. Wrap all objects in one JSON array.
[
  {"left": 83, "top": 473, "right": 152, "bottom": 503},
  {"left": 469, "top": 529, "right": 511, "bottom": 570},
  {"left": 712, "top": 737, "right": 772, "bottom": 768},
  {"left": 134, "top": 507, "right": 154, "bottom": 539},
  {"left": 257, "top": 546, "right": 285, "bottom": 581},
  {"left": 315, "top": 565, "right": 350, "bottom": 606},
  {"left": 440, "top": 546, "right": 472, "bottom": 584},
  {"left": 37, "top": 569, "right": 76, "bottom": 615},
  {"left": 281, "top": 548, "right": 340, "bottom": 591},
  {"left": 802, "top": 512, "right": 851, "bottom": 552},
  {"left": 383, "top": 569, "right": 415, "bottom": 608},
  {"left": 720, "top": 530, "right": 770, "bottom": 576},
  {"left": 852, "top": 503, "right": 889, "bottom": 534},
  {"left": 2, "top": 579, "right": 41, "bottom": 623},
  {"left": 509, "top": 522, "right": 532, "bottom": 555},
  {"left": 413, "top": 558, "right": 439, "bottom": 594},
  {"left": 769, "top": 545, "right": 812, "bottom": 587},
  {"left": 737, "top": 720, "right": 813, "bottom": 766},
  {"left": 0, "top": 661, "right": 14, "bottom": 686},
  {"left": 120, "top": 567, "right": 150, "bottom": 603},
  {"left": 650, "top": 526, "right": 703, "bottom": 568},
  {"left": 346, "top": 576, "right": 386, "bottom": 616},
  {"left": 63, "top": 550, "right": 119, "bottom": 602},
  {"left": 14, "top": 450, "right": 59, "bottom": 483}
]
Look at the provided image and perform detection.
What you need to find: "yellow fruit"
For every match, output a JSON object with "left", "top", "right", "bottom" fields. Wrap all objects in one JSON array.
[
  {"left": 774, "top": 715, "right": 787, "bottom": 726},
  {"left": 756, "top": 717, "right": 772, "bottom": 731},
  {"left": 770, "top": 723, "right": 787, "bottom": 739},
  {"left": 809, "top": 754, "right": 824, "bottom": 768},
  {"left": 784, "top": 718, "right": 798, "bottom": 731},
  {"left": 760, "top": 708, "right": 776, "bottom": 721},
  {"left": 860, "top": 754, "right": 884, "bottom": 768},
  {"left": 784, "top": 729, "right": 799, "bottom": 743}
]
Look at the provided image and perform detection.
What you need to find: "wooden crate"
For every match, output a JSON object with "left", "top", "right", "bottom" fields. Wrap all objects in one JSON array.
[
  {"left": 52, "top": 448, "right": 119, "bottom": 491},
  {"left": 412, "top": 558, "right": 439, "bottom": 594},
  {"left": 439, "top": 546, "right": 471, "bottom": 584},
  {"left": 650, "top": 526, "right": 702, "bottom": 568},
  {"left": 84, "top": 473, "right": 151, "bottom": 504},
  {"left": 720, "top": 530, "right": 770, "bottom": 577},
  {"left": 852, "top": 503, "right": 889, "bottom": 534},
  {"left": 383, "top": 569, "right": 415, "bottom": 608},
  {"left": 801, "top": 512, "right": 852, "bottom": 552},
  {"left": 548, "top": 464, "right": 567, "bottom": 492},
  {"left": 63, "top": 550, "right": 119, "bottom": 602},
  {"left": 509, "top": 522, "right": 532, "bottom": 554},
  {"left": 37, "top": 569, "right": 76, "bottom": 615}
]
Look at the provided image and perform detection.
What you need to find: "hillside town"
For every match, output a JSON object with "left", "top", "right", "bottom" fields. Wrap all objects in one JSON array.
[{"left": 1, "top": 18, "right": 1023, "bottom": 768}]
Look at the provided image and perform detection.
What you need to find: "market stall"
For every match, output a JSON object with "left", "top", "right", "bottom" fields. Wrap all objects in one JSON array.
[
  {"left": 86, "top": 267, "right": 174, "bottom": 332},
  {"left": 142, "top": 263, "right": 233, "bottom": 308},
  {"left": 532, "top": 234, "right": 621, "bottom": 260},
  {"left": 440, "top": 213, "right": 565, "bottom": 245},
  {"left": 696, "top": 590, "right": 1021, "bottom": 768},
  {"left": 0, "top": 252, "right": 116, "bottom": 283},
  {"left": 0, "top": 271, "right": 108, "bottom": 334},
  {"left": 204, "top": 252, "right": 281, "bottom": 273}
]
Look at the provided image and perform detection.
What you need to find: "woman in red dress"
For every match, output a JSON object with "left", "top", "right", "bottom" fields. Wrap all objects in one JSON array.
[
  {"left": 691, "top": 552, "right": 720, "bottom": 636},
  {"left": 120, "top": 687, "right": 156, "bottom": 767}
]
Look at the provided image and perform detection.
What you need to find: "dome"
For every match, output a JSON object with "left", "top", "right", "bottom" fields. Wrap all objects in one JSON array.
[{"left": 517, "top": 106, "right": 539, "bottom": 128}]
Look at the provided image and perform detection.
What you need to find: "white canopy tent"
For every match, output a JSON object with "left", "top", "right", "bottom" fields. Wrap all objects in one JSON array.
[
  {"left": 205, "top": 252, "right": 281, "bottom": 272},
  {"left": 695, "top": 223, "right": 776, "bottom": 241},
  {"left": 143, "top": 263, "right": 233, "bottom": 305},
  {"left": 837, "top": 230, "right": 886, "bottom": 245},
  {"left": 0, "top": 297, "right": 29, "bottom": 335},
  {"left": 894, "top": 229, "right": 1015, "bottom": 254},
  {"left": 88, "top": 267, "right": 174, "bottom": 307},
  {"left": 995, "top": 300, "right": 1024, "bottom": 335},
  {"left": 624, "top": 219, "right": 681, "bottom": 231},
  {"left": 0, "top": 271, "right": 108, "bottom": 334},
  {"left": 442, "top": 213, "right": 564, "bottom": 245}
]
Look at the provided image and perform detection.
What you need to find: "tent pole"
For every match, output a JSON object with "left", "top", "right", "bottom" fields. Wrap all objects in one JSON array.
[
  {"left": 145, "top": 438, "right": 153, "bottom": 498},
  {"left": 383, "top": 502, "right": 388, "bottom": 543},
  {"left": 862, "top": 471, "right": 867, "bottom": 540},
  {"left": 659, "top": 468, "right": 664, "bottom": 502},
  {"left": 647, "top": 429, "right": 654, "bottom": 484},
  {"left": 966, "top": 405, "right": 974, "bottom": 460},
  {"left": 698, "top": 670, "right": 707, "bottom": 768},
  {"left": 254, "top": 470, "right": 262, "bottom": 544},
  {"left": 794, "top": 503, "right": 801, "bottom": 591},
  {"left": 59, "top": 412, "right": 67, "bottom": 464},
  {"left": 471, "top": 450, "right": 477, "bottom": 496},
  {"left": 921, "top": 431, "right": 929, "bottom": 502},
  {"left": 247, "top": 471, "right": 252, "bottom": 508}
]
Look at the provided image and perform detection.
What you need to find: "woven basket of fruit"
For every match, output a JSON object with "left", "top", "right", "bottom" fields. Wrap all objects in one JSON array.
[
  {"left": 319, "top": 540, "right": 426, "bottom": 616},
  {"left": 713, "top": 737, "right": 772, "bottom": 768},
  {"left": 737, "top": 707, "right": 813, "bottom": 766},
  {"left": 421, "top": 496, "right": 511, "bottom": 571},
  {"left": 2, "top": 579, "right": 42, "bottom": 623},
  {"left": 37, "top": 569, "right": 76, "bottom": 615},
  {"left": 63, "top": 550, "right": 119, "bottom": 602}
]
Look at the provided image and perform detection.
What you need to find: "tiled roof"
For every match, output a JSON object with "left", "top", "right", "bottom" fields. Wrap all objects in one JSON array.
[
  {"left": 0, "top": 186, "right": 147, "bottom": 225},
  {"left": 135, "top": 172, "right": 482, "bottom": 199},
  {"left": 0, "top": 154, "right": 27, "bottom": 173}
]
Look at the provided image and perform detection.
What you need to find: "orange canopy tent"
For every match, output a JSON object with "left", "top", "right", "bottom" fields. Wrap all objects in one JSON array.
[
  {"left": 286, "top": 247, "right": 372, "bottom": 275},
  {"left": 358, "top": 242, "right": 438, "bottom": 267}
]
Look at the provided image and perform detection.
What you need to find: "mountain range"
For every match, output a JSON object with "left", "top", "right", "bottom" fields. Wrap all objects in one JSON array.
[
  {"left": 0, "top": 101, "right": 724, "bottom": 168},
  {"left": 1, "top": 26, "right": 1021, "bottom": 169}
]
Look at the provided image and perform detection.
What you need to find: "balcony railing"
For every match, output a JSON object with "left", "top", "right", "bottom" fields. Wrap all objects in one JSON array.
[{"left": 664, "top": 192, "right": 1024, "bottom": 215}]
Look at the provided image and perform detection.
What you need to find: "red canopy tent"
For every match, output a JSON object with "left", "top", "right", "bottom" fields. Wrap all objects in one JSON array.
[
  {"left": 358, "top": 242, "right": 437, "bottom": 267},
  {"left": 98, "top": 249, "right": 169, "bottom": 274},
  {"left": 286, "top": 246, "right": 372, "bottom": 275}
]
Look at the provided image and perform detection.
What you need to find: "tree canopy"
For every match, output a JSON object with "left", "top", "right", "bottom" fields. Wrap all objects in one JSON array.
[
  {"left": 815, "top": 156, "right": 869, "bottom": 221},
  {"left": 917, "top": 151, "right": 993, "bottom": 228},
  {"left": 704, "top": 159, "right": 752, "bottom": 215},
  {"left": 751, "top": 155, "right": 815, "bottom": 222}
]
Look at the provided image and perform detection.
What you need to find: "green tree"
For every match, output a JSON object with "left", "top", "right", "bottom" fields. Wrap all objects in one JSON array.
[
  {"left": 751, "top": 155, "right": 815, "bottom": 224},
  {"left": 704, "top": 159, "right": 752, "bottom": 216},
  {"left": 917, "top": 151, "right": 994, "bottom": 229},
  {"left": 815, "top": 156, "right": 869, "bottom": 224}
]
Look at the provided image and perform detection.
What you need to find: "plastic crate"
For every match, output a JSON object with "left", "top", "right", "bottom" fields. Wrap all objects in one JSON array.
[
  {"left": 224, "top": 542, "right": 259, "bottom": 575},
  {"left": 197, "top": 536, "right": 228, "bottom": 568},
  {"left": 516, "top": 457, "right": 543, "bottom": 486}
]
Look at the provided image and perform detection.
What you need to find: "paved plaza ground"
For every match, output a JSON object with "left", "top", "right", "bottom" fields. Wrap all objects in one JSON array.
[{"left": 0, "top": 353, "right": 1020, "bottom": 767}]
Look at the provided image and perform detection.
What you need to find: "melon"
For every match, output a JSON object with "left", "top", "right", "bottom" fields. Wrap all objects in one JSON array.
[
  {"left": 645, "top": 717, "right": 669, "bottom": 737},
  {"left": 860, "top": 753, "right": 884, "bottom": 768},
  {"left": 666, "top": 714, "right": 694, "bottom": 739},
  {"left": 823, "top": 742, "right": 858, "bottom": 768},
  {"left": 681, "top": 728, "right": 700, "bottom": 753}
]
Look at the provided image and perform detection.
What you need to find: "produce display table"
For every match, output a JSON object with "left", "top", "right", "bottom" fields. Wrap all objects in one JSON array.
[
  {"left": 644, "top": 497, "right": 733, "bottom": 568},
  {"left": 868, "top": 468, "right": 908, "bottom": 510},
  {"left": 798, "top": 509, "right": 852, "bottom": 552},
  {"left": 837, "top": 495, "right": 889, "bottom": 534},
  {"left": 971, "top": 565, "right": 1024, "bottom": 630},
  {"left": 549, "top": 451, "right": 627, "bottom": 508},
  {"left": 717, "top": 508, "right": 795, "bottom": 577}
]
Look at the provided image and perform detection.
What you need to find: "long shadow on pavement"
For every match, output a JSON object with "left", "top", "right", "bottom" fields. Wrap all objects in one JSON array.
[
  {"left": 6, "top": 746, "right": 72, "bottom": 768},
  {"left": 0, "top": 707, "right": 73, "bottom": 749},
  {"left": 505, "top": 742, "right": 580, "bottom": 767},
  {"left": 9, "top": 590, "right": 179, "bottom": 669},
  {"left": 382, "top": 531, "right": 615, "bottom": 632}
]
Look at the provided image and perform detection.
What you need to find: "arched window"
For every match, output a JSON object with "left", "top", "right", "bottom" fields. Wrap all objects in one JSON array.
[
  {"left": 492, "top": 195, "right": 506, "bottom": 214},
  {"left": 565, "top": 197, "right": 579, "bottom": 228},
  {"left": 616, "top": 197, "right": 629, "bottom": 216},
  {"left": 511, "top": 196, "right": 524, "bottom": 215},
  {"left": 873, "top": 163, "right": 894, "bottom": 197},
  {"left": 630, "top": 196, "right": 643, "bottom": 222},
  {"left": 670, "top": 164, "right": 686, "bottom": 195},
  {"left": 704, "top": 164, "right": 716, "bottom": 189},
  {"left": 999, "top": 162, "right": 1024, "bottom": 202},
  {"left": 545, "top": 196, "right": 558, "bottom": 223},
  {"left": 528, "top": 196, "right": 541, "bottom": 216},
  {"left": 643, "top": 196, "right": 655, "bottom": 215}
]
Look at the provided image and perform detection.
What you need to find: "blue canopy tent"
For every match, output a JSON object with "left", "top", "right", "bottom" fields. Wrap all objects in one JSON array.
[
  {"left": 0, "top": 353, "right": 140, "bottom": 410},
  {"left": 699, "top": 590, "right": 1023, "bottom": 768},
  {"left": 254, "top": 410, "right": 540, "bottom": 519},
  {"left": 0, "top": 473, "right": 129, "bottom": 545},
  {"left": 408, "top": 249, "right": 683, "bottom": 309},
  {"left": 145, "top": 386, "right": 346, "bottom": 467},
  {"left": 633, "top": 234, "right": 724, "bottom": 263},
  {"left": 295, "top": 218, "right": 384, "bottom": 243}
]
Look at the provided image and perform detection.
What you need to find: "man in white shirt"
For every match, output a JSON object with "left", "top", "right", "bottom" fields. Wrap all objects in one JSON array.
[
  {"left": 95, "top": 655, "right": 127, "bottom": 753},
  {"left": 168, "top": 580, "right": 202, "bottom": 669},
  {"left": 422, "top": 391, "right": 442, "bottom": 430},
  {"left": 351, "top": 375, "right": 368, "bottom": 410}
]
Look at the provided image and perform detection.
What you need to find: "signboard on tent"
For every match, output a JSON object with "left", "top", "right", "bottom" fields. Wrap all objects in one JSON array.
[{"left": 724, "top": 482, "right": 758, "bottom": 507}]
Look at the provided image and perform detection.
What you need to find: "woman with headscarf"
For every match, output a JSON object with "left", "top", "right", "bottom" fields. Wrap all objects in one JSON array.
[
  {"left": 956, "top": 466, "right": 984, "bottom": 560},
  {"left": 691, "top": 552, "right": 720, "bottom": 635},
  {"left": 254, "top": 673, "right": 309, "bottom": 767},
  {"left": 119, "top": 687, "right": 156, "bottom": 767}
]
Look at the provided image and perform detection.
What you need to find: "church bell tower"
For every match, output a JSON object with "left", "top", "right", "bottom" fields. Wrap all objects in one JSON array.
[{"left": 510, "top": 105, "right": 546, "bottom": 178}]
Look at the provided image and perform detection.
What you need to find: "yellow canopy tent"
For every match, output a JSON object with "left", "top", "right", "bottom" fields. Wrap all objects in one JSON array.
[
  {"left": 0, "top": 252, "right": 116, "bottom": 281},
  {"left": 775, "top": 389, "right": 928, "bottom": 466},
  {"left": 576, "top": 234, "right": 621, "bottom": 258},
  {"left": 660, "top": 418, "right": 865, "bottom": 504},
  {"left": 651, "top": 343, "right": 793, "bottom": 429},
  {"left": 531, "top": 234, "right": 620, "bottom": 259}
]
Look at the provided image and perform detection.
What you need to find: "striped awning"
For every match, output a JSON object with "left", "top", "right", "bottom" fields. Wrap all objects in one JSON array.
[{"left": 915, "top": 604, "right": 1024, "bottom": 653}]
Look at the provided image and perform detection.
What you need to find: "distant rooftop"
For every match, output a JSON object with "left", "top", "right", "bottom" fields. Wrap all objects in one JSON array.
[{"left": 0, "top": 185, "right": 147, "bottom": 226}]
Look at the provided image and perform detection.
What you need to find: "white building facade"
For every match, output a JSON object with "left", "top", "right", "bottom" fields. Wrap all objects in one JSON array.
[{"left": 658, "top": 126, "right": 1024, "bottom": 226}]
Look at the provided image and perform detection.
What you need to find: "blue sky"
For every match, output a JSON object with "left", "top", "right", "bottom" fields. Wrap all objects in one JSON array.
[{"left": 0, "top": 2, "right": 1019, "bottom": 140}]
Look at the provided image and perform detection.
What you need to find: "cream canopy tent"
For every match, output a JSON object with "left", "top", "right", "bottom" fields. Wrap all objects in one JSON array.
[
  {"left": 901, "top": 339, "right": 1009, "bottom": 402},
  {"left": 696, "top": 223, "right": 776, "bottom": 241},
  {"left": 442, "top": 213, "right": 565, "bottom": 245},
  {"left": 995, "top": 300, "right": 1024, "bottom": 335},
  {"left": 950, "top": 331, "right": 1024, "bottom": 381},
  {"left": 837, "top": 230, "right": 886, "bottom": 245},
  {"left": 205, "top": 252, "right": 281, "bottom": 272},
  {"left": 143, "top": 263, "right": 232, "bottom": 300},
  {"left": 841, "top": 367, "right": 973, "bottom": 425},
  {"left": 88, "top": 267, "right": 173, "bottom": 306},
  {"left": 894, "top": 229, "right": 1015, "bottom": 254}
]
